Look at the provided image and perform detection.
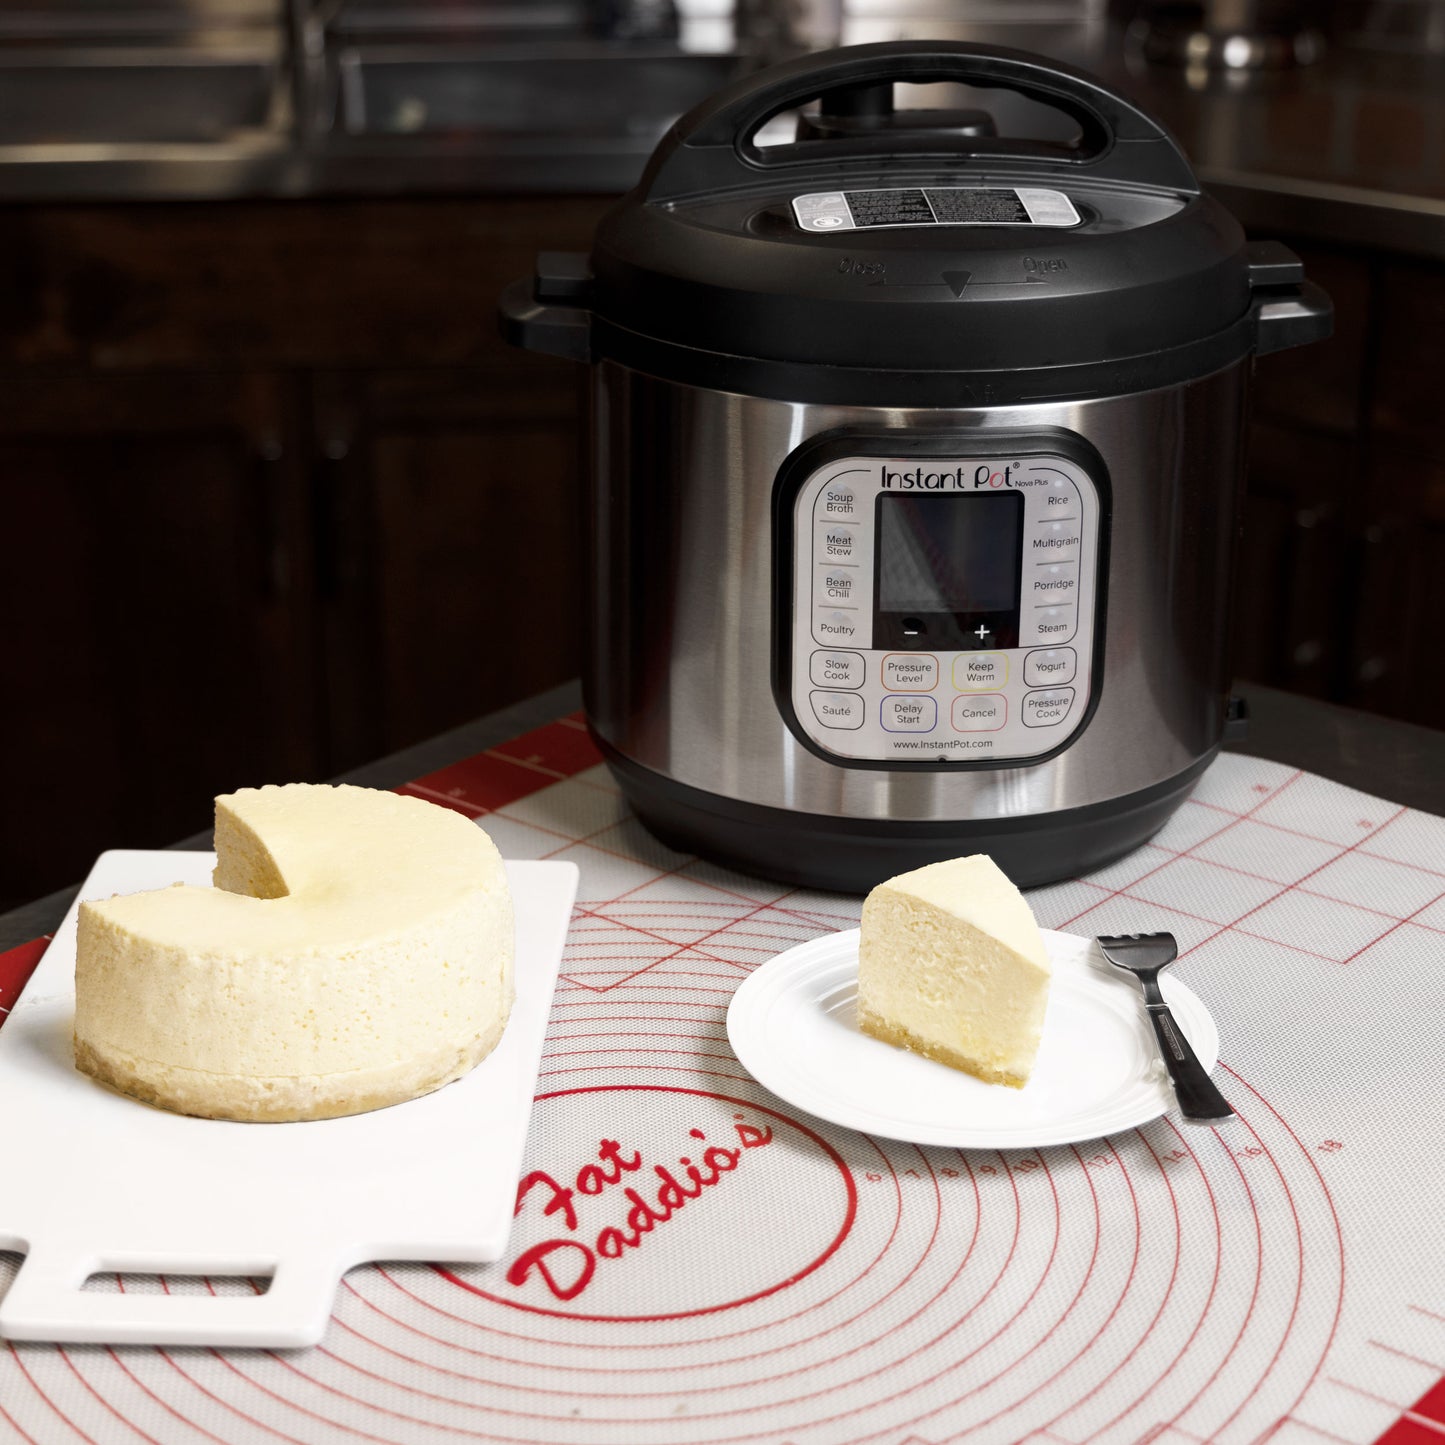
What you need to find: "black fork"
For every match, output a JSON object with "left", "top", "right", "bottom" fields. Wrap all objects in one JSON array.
[{"left": 1096, "top": 932, "right": 1235, "bottom": 1123}]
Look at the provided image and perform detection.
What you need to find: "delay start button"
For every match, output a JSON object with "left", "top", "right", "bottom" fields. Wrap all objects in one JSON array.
[{"left": 1023, "top": 687, "right": 1076, "bottom": 728}]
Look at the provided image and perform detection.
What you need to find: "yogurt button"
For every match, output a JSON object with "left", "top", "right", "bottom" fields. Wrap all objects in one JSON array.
[{"left": 1024, "top": 647, "right": 1077, "bottom": 687}]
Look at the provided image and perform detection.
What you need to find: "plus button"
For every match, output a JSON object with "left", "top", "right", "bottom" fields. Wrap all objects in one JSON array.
[{"left": 973, "top": 625, "right": 991, "bottom": 642}]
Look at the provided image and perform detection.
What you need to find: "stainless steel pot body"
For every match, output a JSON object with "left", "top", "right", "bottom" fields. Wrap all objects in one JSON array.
[{"left": 586, "top": 358, "right": 1251, "bottom": 876}]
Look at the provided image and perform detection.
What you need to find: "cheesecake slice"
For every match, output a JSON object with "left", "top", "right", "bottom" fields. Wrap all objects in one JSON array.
[
  {"left": 856, "top": 855, "right": 1052, "bottom": 1088},
  {"left": 74, "top": 784, "right": 514, "bottom": 1122}
]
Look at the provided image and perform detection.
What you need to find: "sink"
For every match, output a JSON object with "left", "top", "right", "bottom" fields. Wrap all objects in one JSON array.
[
  {"left": 0, "top": 50, "right": 286, "bottom": 145},
  {"left": 333, "top": 46, "right": 740, "bottom": 137}
]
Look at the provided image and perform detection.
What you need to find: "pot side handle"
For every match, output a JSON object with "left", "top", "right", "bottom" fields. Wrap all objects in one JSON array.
[
  {"left": 499, "top": 256, "right": 593, "bottom": 363},
  {"left": 1248, "top": 241, "right": 1334, "bottom": 356}
]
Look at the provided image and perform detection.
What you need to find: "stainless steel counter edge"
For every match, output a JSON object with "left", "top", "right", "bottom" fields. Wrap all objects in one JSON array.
[{"left": 2, "top": 680, "right": 1441, "bottom": 952}]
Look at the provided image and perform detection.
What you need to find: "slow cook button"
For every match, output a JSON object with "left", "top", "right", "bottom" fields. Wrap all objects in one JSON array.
[
  {"left": 951, "top": 694, "right": 1006, "bottom": 732},
  {"left": 881, "top": 695, "right": 937, "bottom": 732},
  {"left": 881, "top": 653, "right": 938, "bottom": 690},
  {"left": 814, "top": 610, "right": 862, "bottom": 644},
  {"left": 810, "top": 690, "right": 864, "bottom": 730},
  {"left": 809, "top": 649, "right": 865, "bottom": 689},
  {"left": 1024, "top": 647, "right": 1077, "bottom": 687},
  {"left": 952, "top": 651, "right": 1008, "bottom": 691},
  {"left": 1023, "top": 687, "right": 1077, "bottom": 728}
]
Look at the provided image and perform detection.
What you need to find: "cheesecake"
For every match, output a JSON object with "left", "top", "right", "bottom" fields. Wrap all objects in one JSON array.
[
  {"left": 74, "top": 784, "right": 513, "bottom": 1122},
  {"left": 856, "top": 855, "right": 1051, "bottom": 1088}
]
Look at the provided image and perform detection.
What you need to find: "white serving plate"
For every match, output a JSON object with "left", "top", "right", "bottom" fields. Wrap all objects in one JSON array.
[
  {"left": 0, "top": 849, "right": 577, "bottom": 1349},
  {"left": 727, "top": 927, "right": 1220, "bottom": 1149}
]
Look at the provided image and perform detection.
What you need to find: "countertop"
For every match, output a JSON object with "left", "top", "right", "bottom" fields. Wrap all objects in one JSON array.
[
  {"left": 2, "top": 679, "right": 1441, "bottom": 954},
  {"left": 3, "top": 26, "right": 1445, "bottom": 261}
]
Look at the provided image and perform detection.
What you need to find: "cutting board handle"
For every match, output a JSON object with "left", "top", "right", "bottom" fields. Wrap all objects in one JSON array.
[{"left": 0, "top": 1247, "right": 340, "bottom": 1348}]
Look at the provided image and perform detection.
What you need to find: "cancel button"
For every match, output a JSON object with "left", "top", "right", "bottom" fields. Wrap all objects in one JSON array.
[{"left": 1023, "top": 687, "right": 1076, "bottom": 728}]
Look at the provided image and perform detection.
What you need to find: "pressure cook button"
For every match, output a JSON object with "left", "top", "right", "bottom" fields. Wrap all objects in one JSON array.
[
  {"left": 881, "top": 695, "right": 937, "bottom": 732},
  {"left": 814, "top": 610, "right": 862, "bottom": 644},
  {"left": 810, "top": 649, "right": 865, "bottom": 689},
  {"left": 1024, "top": 647, "right": 1077, "bottom": 687},
  {"left": 810, "top": 691, "right": 865, "bottom": 730},
  {"left": 881, "top": 653, "right": 938, "bottom": 690},
  {"left": 951, "top": 694, "right": 1006, "bottom": 732},
  {"left": 1023, "top": 688, "right": 1076, "bottom": 728},
  {"left": 952, "top": 651, "right": 1008, "bottom": 691},
  {"left": 815, "top": 524, "right": 858, "bottom": 563}
]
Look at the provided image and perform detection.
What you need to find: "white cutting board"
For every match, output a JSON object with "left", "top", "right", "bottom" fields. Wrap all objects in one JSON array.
[{"left": 0, "top": 849, "right": 577, "bottom": 1349}]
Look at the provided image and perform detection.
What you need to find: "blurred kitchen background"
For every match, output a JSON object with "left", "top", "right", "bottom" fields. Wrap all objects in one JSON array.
[{"left": 3, "top": 0, "right": 1444, "bottom": 908}]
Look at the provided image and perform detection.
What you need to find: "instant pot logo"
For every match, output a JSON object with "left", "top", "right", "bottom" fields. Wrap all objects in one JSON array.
[{"left": 880, "top": 463, "right": 1018, "bottom": 490}]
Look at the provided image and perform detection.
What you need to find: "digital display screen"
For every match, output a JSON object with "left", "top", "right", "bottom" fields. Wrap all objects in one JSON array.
[{"left": 875, "top": 491, "right": 1024, "bottom": 615}]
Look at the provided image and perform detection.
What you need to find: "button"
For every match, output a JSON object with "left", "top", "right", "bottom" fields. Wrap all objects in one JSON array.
[
  {"left": 952, "top": 652, "right": 1008, "bottom": 691},
  {"left": 815, "top": 524, "right": 858, "bottom": 564},
  {"left": 1027, "top": 605, "right": 1076, "bottom": 645},
  {"left": 1029, "top": 563, "right": 1078, "bottom": 604},
  {"left": 881, "top": 695, "right": 937, "bottom": 732},
  {"left": 810, "top": 649, "right": 865, "bottom": 689},
  {"left": 818, "top": 483, "right": 859, "bottom": 518},
  {"left": 1023, "top": 687, "right": 1076, "bottom": 728},
  {"left": 815, "top": 565, "right": 859, "bottom": 605},
  {"left": 810, "top": 691, "right": 864, "bottom": 730},
  {"left": 1024, "top": 647, "right": 1077, "bottom": 687},
  {"left": 1030, "top": 520, "right": 1080, "bottom": 563},
  {"left": 814, "top": 610, "right": 863, "bottom": 645},
  {"left": 881, "top": 653, "right": 938, "bottom": 691},
  {"left": 951, "top": 694, "right": 1006, "bottom": 732}
]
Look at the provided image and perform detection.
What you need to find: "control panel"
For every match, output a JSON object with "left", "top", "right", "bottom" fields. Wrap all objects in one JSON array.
[{"left": 782, "top": 441, "right": 1103, "bottom": 767}]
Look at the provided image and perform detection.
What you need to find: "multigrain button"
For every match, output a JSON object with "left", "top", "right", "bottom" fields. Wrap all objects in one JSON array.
[
  {"left": 1024, "top": 647, "right": 1077, "bottom": 687},
  {"left": 951, "top": 694, "right": 1006, "bottom": 732},
  {"left": 881, "top": 695, "right": 937, "bottom": 732},
  {"left": 881, "top": 653, "right": 938, "bottom": 691},
  {"left": 1023, "top": 687, "right": 1076, "bottom": 728},
  {"left": 810, "top": 691, "right": 864, "bottom": 730},
  {"left": 810, "top": 649, "right": 865, "bottom": 689},
  {"left": 1031, "top": 520, "right": 1080, "bottom": 561},
  {"left": 814, "top": 609, "right": 862, "bottom": 645},
  {"left": 952, "top": 652, "right": 1008, "bottom": 691}
]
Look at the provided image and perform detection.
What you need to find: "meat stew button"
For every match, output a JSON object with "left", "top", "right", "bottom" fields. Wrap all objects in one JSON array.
[
  {"left": 810, "top": 650, "right": 865, "bottom": 689},
  {"left": 810, "top": 691, "right": 865, "bottom": 730},
  {"left": 1024, "top": 647, "right": 1076, "bottom": 687},
  {"left": 1023, "top": 687, "right": 1076, "bottom": 728}
]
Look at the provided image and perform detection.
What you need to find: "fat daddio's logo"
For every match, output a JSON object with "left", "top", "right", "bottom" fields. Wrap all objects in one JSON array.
[
  {"left": 482, "top": 1085, "right": 859, "bottom": 1322},
  {"left": 508, "top": 1114, "right": 774, "bottom": 1303}
]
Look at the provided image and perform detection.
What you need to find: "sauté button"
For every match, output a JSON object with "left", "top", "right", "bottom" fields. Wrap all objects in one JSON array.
[
  {"left": 810, "top": 691, "right": 864, "bottom": 730},
  {"left": 952, "top": 652, "right": 1008, "bottom": 691},
  {"left": 951, "top": 694, "right": 1006, "bottom": 732},
  {"left": 881, "top": 695, "right": 937, "bottom": 732},
  {"left": 1023, "top": 688, "right": 1076, "bottom": 728},
  {"left": 810, "top": 649, "right": 865, "bottom": 689},
  {"left": 1024, "top": 647, "right": 1077, "bottom": 687},
  {"left": 881, "top": 653, "right": 938, "bottom": 691}
]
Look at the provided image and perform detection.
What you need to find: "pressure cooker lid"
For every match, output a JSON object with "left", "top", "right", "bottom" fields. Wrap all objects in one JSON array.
[{"left": 508, "top": 42, "right": 1332, "bottom": 403}]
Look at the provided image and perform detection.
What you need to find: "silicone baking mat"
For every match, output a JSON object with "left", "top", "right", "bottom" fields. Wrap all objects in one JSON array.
[{"left": 1, "top": 713, "right": 1441, "bottom": 1445}]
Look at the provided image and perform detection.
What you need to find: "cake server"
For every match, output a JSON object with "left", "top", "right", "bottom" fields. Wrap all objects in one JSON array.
[{"left": 1096, "top": 932, "right": 1235, "bottom": 1123}]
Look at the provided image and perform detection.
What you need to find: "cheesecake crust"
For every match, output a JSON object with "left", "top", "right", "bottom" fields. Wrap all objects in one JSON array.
[{"left": 857, "top": 1006, "right": 1027, "bottom": 1089}]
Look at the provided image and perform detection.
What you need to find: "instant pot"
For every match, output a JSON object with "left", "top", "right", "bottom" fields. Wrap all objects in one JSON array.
[{"left": 501, "top": 41, "right": 1332, "bottom": 892}]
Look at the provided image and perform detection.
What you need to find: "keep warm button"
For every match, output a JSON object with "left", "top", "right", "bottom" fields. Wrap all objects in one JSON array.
[{"left": 1023, "top": 687, "right": 1076, "bottom": 728}]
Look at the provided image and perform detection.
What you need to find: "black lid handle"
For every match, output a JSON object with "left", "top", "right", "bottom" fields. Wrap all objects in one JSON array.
[{"left": 641, "top": 41, "right": 1199, "bottom": 203}]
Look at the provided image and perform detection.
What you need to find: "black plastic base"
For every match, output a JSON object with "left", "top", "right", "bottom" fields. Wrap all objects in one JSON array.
[{"left": 596, "top": 737, "right": 1218, "bottom": 895}]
